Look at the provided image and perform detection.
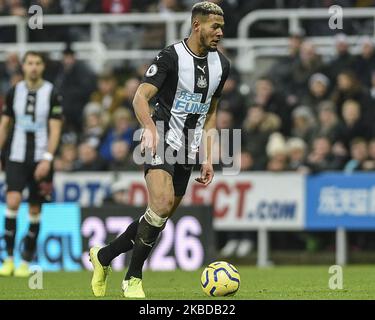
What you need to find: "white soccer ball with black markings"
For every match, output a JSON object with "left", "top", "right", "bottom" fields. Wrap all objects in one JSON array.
[{"left": 200, "top": 261, "right": 240, "bottom": 297}]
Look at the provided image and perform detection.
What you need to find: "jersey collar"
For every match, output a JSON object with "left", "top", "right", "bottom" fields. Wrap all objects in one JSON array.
[{"left": 182, "top": 38, "right": 208, "bottom": 60}]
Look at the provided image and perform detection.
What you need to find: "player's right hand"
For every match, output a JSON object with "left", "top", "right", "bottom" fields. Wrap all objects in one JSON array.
[{"left": 141, "top": 125, "right": 159, "bottom": 156}]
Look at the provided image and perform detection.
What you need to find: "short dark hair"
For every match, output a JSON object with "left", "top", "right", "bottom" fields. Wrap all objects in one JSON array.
[
  {"left": 257, "top": 76, "right": 274, "bottom": 86},
  {"left": 63, "top": 47, "right": 75, "bottom": 56},
  {"left": 350, "top": 137, "right": 367, "bottom": 147},
  {"left": 22, "top": 51, "right": 45, "bottom": 64},
  {"left": 191, "top": 1, "right": 223, "bottom": 23}
]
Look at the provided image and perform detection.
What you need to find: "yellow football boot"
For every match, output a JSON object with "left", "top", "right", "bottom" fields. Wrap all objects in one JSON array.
[
  {"left": 89, "top": 246, "right": 111, "bottom": 297},
  {"left": 122, "top": 277, "right": 146, "bottom": 298}
]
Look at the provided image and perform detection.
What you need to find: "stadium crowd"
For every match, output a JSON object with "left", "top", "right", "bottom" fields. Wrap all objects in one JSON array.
[
  {"left": 1, "top": 0, "right": 375, "bottom": 176},
  {"left": 2, "top": 37, "right": 375, "bottom": 175}
]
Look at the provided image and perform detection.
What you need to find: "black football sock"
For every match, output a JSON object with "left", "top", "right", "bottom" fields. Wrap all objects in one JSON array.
[
  {"left": 125, "top": 217, "right": 164, "bottom": 280},
  {"left": 22, "top": 220, "right": 40, "bottom": 262},
  {"left": 98, "top": 219, "right": 140, "bottom": 267},
  {"left": 4, "top": 209, "right": 17, "bottom": 257}
]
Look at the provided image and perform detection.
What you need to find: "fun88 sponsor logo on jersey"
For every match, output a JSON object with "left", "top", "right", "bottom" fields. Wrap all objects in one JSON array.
[
  {"left": 17, "top": 115, "right": 45, "bottom": 132},
  {"left": 173, "top": 90, "right": 210, "bottom": 114}
]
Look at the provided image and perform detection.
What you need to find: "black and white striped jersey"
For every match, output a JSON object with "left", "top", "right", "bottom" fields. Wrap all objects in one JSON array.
[
  {"left": 2, "top": 80, "right": 63, "bottom": 163},
  {"left": 143, "top": 38, "right": 230, "bottom": 158}
]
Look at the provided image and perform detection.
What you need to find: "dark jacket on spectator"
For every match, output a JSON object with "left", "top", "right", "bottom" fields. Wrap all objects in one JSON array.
[{"left": 55, "top": 61, "right": 97, "bottom": 133}]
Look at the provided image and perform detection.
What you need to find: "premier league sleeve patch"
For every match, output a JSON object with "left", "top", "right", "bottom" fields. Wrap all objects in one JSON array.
[{"left": 145, "top": 64, "right": 158, "bottom": 77}]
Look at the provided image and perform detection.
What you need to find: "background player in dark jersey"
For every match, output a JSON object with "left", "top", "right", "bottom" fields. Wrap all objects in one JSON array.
[
  {"left": 89, "top": 1, "right": 229, "bottom": 298},
  {"left": 0, "top": 52, "right": 63, "bottom": 277}
]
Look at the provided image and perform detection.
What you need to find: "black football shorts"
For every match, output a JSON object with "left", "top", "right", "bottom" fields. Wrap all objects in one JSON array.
[
  {"left": 143, "top": 140, "right": 195, "bottom": 197},
  {"left": 5, "top": 160, "right": 54, "bottom": 204}
]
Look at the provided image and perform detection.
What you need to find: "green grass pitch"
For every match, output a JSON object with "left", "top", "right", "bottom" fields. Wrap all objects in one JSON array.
[{"left": 0, "top": 265, "right": 374, "bottom": 300}]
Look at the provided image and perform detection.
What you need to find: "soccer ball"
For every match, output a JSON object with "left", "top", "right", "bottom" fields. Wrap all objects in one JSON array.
[{"left": 200, "top": 261, "right": 240, "bottom": 297}]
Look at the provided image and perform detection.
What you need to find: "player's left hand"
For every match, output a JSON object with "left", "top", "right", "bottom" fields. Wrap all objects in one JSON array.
[
  {"left": 34, "top": 160, "right": 51, "bottom": 181},
  {"left": 195, "top": 162, "right": 214, "bottom": 186}
]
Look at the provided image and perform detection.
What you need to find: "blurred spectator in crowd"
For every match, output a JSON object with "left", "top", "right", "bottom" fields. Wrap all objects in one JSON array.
[
  {"left": 362, "top": 138, "right": 375, "bottom": 171},
  {"left": 344, "top": 138, "right": 369, "bottom": 173},
  {"left": 287, "top": 30, "right": 304, "bottom": 60},
  {"left": 157, "top": 0, "right": 185, "bottom": 13},
  {"left": 365, "top": 71, "right": 375, "bottom": 127},
  {"left": 354, "top": 36, "right": 375, "bottom": 88},
  {"left": 81, "top": 102, "right": 108, "bottom": 147},
  {"left": 233, "top": 151, "right": 252, "bottom": 172},
  {"left": 327, "top": 33, "right": 355, "bottom": 81},
  {"left": 101, "top": 0, "right": 144, "bottom": 49},
  {"left": 291, "top": 106, "right": 317, "bottom": 145},
  {"left": 301, "top": 73, "right": 331, "bottom": 113},
  {"left": 108, "top": 140, "right": 138, "bottom": 171},
  {"left": 99, "top": 108, "right": 136, "bottom": 162},
  {"left": 43, "top": 54, "right": 63, "bottom": 83},
  {"left": 53, "top": 143, "right": 78, "bottom": 172},
  {"left": 5, "top": 0, "right": 26, "bottom": 16},
  {"left": 90, "top": 72, "right": 123, "bottom": 114},
  {"left": 102, "top": 0, "right": 132, "bottom": 13},
  {"left": 251, "top": 76, "right": 291, "bottom": 135},
  {"left": 286, "top": 137, "right": 308, "bottom": 172},
  {"left": 0, "top": 0, "right": 8, "bottom": 16},
  {"left": 291, "top": 41, "right": 324, "bottom": 98},
  {"left": 331, "top": 70, "right": 370, "bottom": 119},
  {"left": 121, "top": 76, "right": 141, "bottom": 117},
  {"left": 239, "top": 105, "right": 281, "bottom": 171},
  {"left": 271, "top": 31, "right": 304, "bottom": 102},
  {"left": 312, "top": 101, "right": 342, "bottom": 143},
  {"left": 59, "top": 0, "right": 87, "bottom": 13},
  {"left": 216, "top": 108, "right": 234, "bottom": 131},
  {"left": 109, "top": 140, "right": 129, "bottom": 170},
  {"left": 74, "top": 141, "right": 108, "bottom": 171},
  {"left": 0, "top": 52, "right": 21, "bottom": 94},
  {"left": 266, "top": 133, "right": 288, "bottom": 172},
  {"left": 131, "top": 0, "right": 159, "bottom": 12},
  {"left": 103, "top": 180, "right": 129, "bottom": 205},
  {"left": 305, "top": 135, "right": 345, "bottom": 173},
  {"left": 55, "top": 47, "right": 97, "bottom": 133},
  {"left": 369, "top": 71, "right": 375, "bottom": 100},
  {"left": 337, "top": 99, "right": 371, "bottom": 149},
  {"left": 217, "top": 70, "right": 246, "bottom": 128}
]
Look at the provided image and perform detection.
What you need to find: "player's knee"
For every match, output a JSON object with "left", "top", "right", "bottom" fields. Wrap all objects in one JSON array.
[
  {"left": 6, "top": 193, "right": 21, "bottom": 211},
  {"left": 151, "top": 194, "right": 174, "bottom": 217},
  {"left": 29, "top": 204, "right": 41, "bottom": 216}
]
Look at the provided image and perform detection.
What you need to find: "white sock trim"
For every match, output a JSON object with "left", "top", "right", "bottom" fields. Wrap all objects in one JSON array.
[
  {"left": 29, "top": 214, "right": 41, "bottom": 224},
  {"left": 5, "top": 209, "right": 17, "bottom": 219},
  {"left": 144, "top": 207, "right": 167, "bottom": 227}
]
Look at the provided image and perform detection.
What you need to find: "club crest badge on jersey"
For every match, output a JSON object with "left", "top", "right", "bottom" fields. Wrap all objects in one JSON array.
[
  {"left": 151, "top": 154, "right": 163, "bottom": 166},
  {"left": 197, "top": 75, "right": 207, "bottom": 88},
  {"left": 146, "top": 64, "right": 158, "bottom": 77}
]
